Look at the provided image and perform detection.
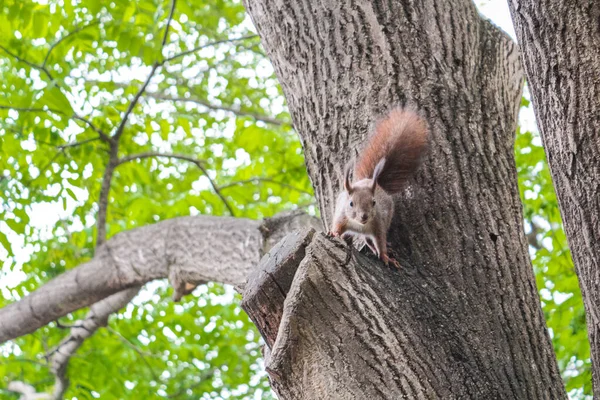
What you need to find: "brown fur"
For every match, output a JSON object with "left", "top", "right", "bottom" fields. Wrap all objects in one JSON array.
[{"left": 354, "top": 108, "right": 429, "bottom": 194}]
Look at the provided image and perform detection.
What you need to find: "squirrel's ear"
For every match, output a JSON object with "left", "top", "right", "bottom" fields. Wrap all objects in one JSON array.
[
  {"left": 344, "top": 162, "right": 354, "bottom": 193},
  {"left": 371, "top": 158, "right": 386, "bottom": 192}
]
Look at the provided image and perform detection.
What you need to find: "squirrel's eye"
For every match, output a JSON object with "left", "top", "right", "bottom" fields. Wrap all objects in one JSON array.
[
  {"left": 372, "top": 200, "right": 376, "bottom": 206},
  {"left": 349, "top": 201, "right": 354, "bottom": 207}
]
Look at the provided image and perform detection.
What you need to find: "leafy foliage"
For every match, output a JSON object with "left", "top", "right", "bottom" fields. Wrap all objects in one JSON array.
[
  {"left": 0, "top": 0, "right": 312, "bottom": 398},
  {"left": 515, "top": 97, "right": 591, "bottom": 397}
]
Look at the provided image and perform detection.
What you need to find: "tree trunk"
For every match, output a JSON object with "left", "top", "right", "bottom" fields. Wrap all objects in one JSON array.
[
  {"left": 507, "top": 1, "right": 600, "bottom": 394},
  {"left": 243, "top": 0, "right": 566, "bottom": 398}
]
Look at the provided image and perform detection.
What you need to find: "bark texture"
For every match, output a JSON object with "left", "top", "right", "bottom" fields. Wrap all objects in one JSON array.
[
  {"left": 507, "top": 0, "right": 600, "bottom": 393},
  {"left": 243, "top": 0, "right": 566, "bottom": 397},
  {"left": 0, "top": 211, "right": 319, "bottom": 344}
]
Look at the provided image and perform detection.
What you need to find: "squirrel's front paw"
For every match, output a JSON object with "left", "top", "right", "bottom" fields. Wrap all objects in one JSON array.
[
  {"left": 327, "top": 230, "right": 340, "bottom": 238},
  {"left": 381, "top": 254, "right": 401, "bottom": 269}
]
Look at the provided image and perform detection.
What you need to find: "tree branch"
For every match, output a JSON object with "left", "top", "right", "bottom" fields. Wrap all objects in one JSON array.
[
  {"left": 7, "top": 381, "right": 50, "bottom": 400},
  {"left": 117, "top": 152, "right": 235, "bottom": 216},
  {"left": 147, "top": 93, "right": 289, "bottom": 126},
  {"left": 0, "top": 213, "right": 319, "bottom": 344},
  {"left": 83, "top": 79, "right": 288, "bottom": 126},
  {"left": 116, "top": 152, "right": 205, "bottom": 166},
  {"left": 105, "top": 324, "right": 160, "bottom": 382},
  {"left": 0, "top": 105, "right": 110, "bottom": 142},
  {"left": 163, "top": 35, "right": 258, "bottom": 64},
  {"left": 220, "top": 177, "right": 312, "bottom": 195},
  {"left": 112, "top": 63, "right": 160, "bottom": 141},
  {"left": 96, "top": 146, "right": 118, "bottom": 246},
  {"left": 161, "top": 0, "right": 177, "bottom": 48},
  {"left": 42, "top": 20, "right": 101, "bottom": 67},
  {"left": 47, "top": 287, "right": 141, "bottom": 400},
  {"left": 0, "top": 45, "right": 55, "bottom": 81}
]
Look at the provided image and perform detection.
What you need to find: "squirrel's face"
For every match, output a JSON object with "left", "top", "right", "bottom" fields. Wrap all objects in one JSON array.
[{"left": 345, "top": 187, "right": 376, "bottom": 224}]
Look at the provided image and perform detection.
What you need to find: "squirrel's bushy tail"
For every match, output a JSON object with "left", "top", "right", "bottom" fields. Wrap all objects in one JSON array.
[{"left": 354, "top": 108, "right": 428, "bottom": 194}]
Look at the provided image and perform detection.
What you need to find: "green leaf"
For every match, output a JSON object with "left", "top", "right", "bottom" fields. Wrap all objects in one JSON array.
[{"left": 37, "top": 85, "right": 74, "bottom": 115}]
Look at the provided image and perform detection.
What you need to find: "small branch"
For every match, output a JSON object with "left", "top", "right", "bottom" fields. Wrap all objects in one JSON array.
[
  {"left": 43, "top": 20, "right": 101, "bottom": 67},
  {"left": 72, "top": 116, "right": 111, "bottom": 143},
  {"left": 26, "top": 151, "right": 64, "bottom": 185},
  {"left": 0, "top": 45, "right": 54, "bottom": 81},
  {"left": 220, "top": 177, "right": 313, "bottom": 195},
  {"left": 161, "top": 0, "right": 177, "bottom": 48},
  {"left": 166, "top": 370, "right": 216, "bottom": 398},
  {"left": 0, "top": 105, "right": 110, "bottom": 142},
  {"left": 7, "top": 381, "right": 50, "bottom": 400},
  {"left": 163, "top": 35, "right": 258, "bottom": 64},
  {"left": 194, "top": 162, "right": 236, "bottom": 216},
  {"left": 96, "top": 146, "right": 118, "bottom": 246},
  {"left": 116, "top": 152, "right": 235, "bottom": 216},
  {"left": 57, "top": 136, "right": 100, "bottom": 150},
  {"left": 112, "top": 63, "right": 160, "bottom": 141},
  {"left": 148, "top": 93, "right": 288, "bottom": 126},
  {"left": 105, "top": 326, "right": 160, "bottom": 382},
  {"left": 48, "top": 287, "right": 141, "bottom": 400},
  {"left": 116, "top": 152, "right": 205, "bottom": 166}
]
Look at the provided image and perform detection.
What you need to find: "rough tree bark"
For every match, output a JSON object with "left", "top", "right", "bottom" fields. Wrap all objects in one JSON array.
[
  {"left": 0, "top": 211, "right": 319, "bottom": 344},
  {"left": 507, "top": 1, "right": 600, "bottom": 394},
  {"left": 242, "top": 0, "right": 566, "bottom": 398}
]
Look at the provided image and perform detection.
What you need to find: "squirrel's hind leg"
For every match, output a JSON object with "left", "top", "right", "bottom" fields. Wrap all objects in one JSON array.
[{"left": 365, "top": 237, "right": 378, "bottom": 255}]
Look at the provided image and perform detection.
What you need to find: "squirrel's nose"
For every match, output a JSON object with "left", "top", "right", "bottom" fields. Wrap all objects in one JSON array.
[{"left": 360, "top": 214, "right": 368, "bottom": 223}]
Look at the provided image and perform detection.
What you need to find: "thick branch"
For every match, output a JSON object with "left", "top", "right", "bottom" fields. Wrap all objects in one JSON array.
[{"left": 0, "top": 212, "right": 320, "bottom": 344}]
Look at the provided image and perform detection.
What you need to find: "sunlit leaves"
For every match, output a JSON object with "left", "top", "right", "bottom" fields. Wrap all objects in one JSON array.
[
  {"left": 515, "top": 117, "right": 591, "bottom": 397},
  {"left": 0, "top": 0, "right": 308, "bottom": 398}
]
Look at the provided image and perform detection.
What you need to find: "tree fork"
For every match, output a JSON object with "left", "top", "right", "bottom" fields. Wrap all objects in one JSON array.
[{"left": 243, "top": 0, "right": 566, "bottom": 397}]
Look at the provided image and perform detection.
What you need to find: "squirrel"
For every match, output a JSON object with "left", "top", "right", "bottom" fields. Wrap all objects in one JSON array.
[{"left": 328, "top": 108, "right": 429, "bottom": 267}]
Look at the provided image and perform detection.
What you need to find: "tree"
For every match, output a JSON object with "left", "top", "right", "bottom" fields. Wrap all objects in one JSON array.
[
  {"left": 0, "top": 0, "right": 593, "bottom": 398},
  {"left": 238, "top": 0, "right": 570, "bottom": 397},
  {"left": 507, "top": 0, "right": 600, "bottom": 396}
]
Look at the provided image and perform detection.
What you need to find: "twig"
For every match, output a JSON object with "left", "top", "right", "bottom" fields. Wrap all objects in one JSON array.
[
  {"left": 163, "top": 35, "right": 258, "bottom": 64},
  {"left": 219, "top": 177, "right": 312, "bottom": 195},
  {"left": 48, "top": 287, "right": 141, "bottom": 400},
  {"left": 116, "top": 152, "right": 205, "bottom": 166},
  {"left": 0, "top": 44, "right": 54, "bottom": 81},
  {"left": 166, "top": 370, "right": 216, "bottom": 398},
  {"left": 105, "top": 326, "right": 160, "bottom": 382},
  {"left": 25, "top": 151, "right": 63, "bottom": 185},
  {"left": 57, "top": 136, "right": 100, "bottom": 150},
  {"left": 43, "top": 20, "right": 101, "bottom": 67},
  {"left": 161, "top": 0, "right": 177, "bottom": 48},
  {"left": 148, "top": 93, "right": 288, "bottom": 126},
  {"left": 0, "top": 105, "right": 110, "bottom": 142},
  {"left": 112, "top": 63, "right": 160, "bottom": 141},
  {"left": 116, "top": 152, "right": 235, "bottom": 216}
]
